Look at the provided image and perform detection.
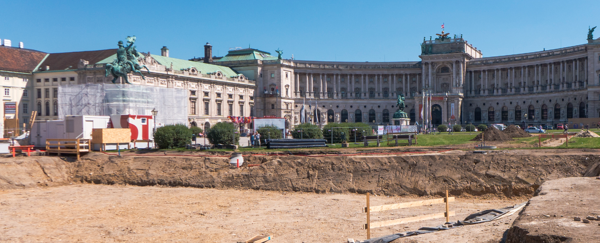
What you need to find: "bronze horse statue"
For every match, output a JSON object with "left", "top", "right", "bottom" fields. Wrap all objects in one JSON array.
[{"left": 105, "top": 36, "right": 150, "bottom": 84}]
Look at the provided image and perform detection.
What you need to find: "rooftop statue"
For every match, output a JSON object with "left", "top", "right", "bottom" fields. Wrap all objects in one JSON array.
[
  {"left": 588, "top": 26, "right": 597, "bottom": 40},
  {"left": 105, "top": 36, "right": 150, "bottom": 84},
  {"left": 276, "top": 49, "right": 283, "bottom": 59}
]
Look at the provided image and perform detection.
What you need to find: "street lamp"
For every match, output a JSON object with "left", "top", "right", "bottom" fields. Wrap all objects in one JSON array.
[{"left": 151, "top": 108, "right": 158, "bottom": 149}]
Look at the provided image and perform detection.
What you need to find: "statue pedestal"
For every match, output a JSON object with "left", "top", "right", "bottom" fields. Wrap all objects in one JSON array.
[{"left": 392, "top": 118, "right": 410, "bottom": 126}]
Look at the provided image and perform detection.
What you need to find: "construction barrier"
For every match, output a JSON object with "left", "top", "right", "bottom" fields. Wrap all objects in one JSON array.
[
  {"left": 46, "top": 139, "right": 90, "bottom": 160},
  {"left": 363, "top": 190, "right": 454, "bottom": 239}
]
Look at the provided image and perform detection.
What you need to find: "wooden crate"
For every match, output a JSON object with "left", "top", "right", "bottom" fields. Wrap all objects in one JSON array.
[{"left": 92, "top": 128, "right": 130, "bottom": 144}]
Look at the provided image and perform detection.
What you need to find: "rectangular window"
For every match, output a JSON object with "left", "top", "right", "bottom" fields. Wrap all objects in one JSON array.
[
  {"left": 23, "top": 90, "right": 27, "bottom": 97},
  {"left": 240, "top": 104, "right": 244, "bottom": 116},
  {"left": 228, "top": 104, "right": 233, "bottom": 116},
  {"left": 44, "top": 78, "right": 49, "bottom": 82},
  {"left": 204, "top": 92, "right": 209, "bottom": 97},
  {"left": 250, "top": 105, "right": 254, "bottom": 116},
  {"left": 61, "top": 77, "right": 66, "bottom": 81},
  {"left": 23, "top": 104, "right": 28, "bottom": 114},
  {"left": 45, "top": 88, "right": 49, "bottom": 98},
  {"left": 271, "top": 73, "right": 275, "bottom": 78},
  {"left": 141, "top": 118, "right": 147, "bottom": 124},
  {"left": 217, "top": 103, "right": 222, "bottom": 116},
  {"left": 4, "top": 89, "right": 9, "bottom": 96},
  {"left": 53, "top": 88, "right": 57, "bottom": 98},
  {"left": 52, "top": 78, "right": 57, "bottom": 82},
  {"left": 36, "top": 79, "right": 41, "bottom": 83},
  {"left": 204, "top": 101, "right": 209, "bottom": 115},
  {"left": 228, "top": 94, "right": 233, "bottom": 99},
  {"left": 190, "top": 100, "right": 196, "bottom": 115},
  {"left": 4, "top": 77, "right": 9, "bottom": 80},
  {"left": 216, "top": 93, "right": 221, "bottom": 98},
  {"left": 239, "top": 95, "right": 244, "bottom": 100},
  {"left": 190, "top": 90, "right": 196, "bottom": 96},
  {"left": 69, "top": 77, "right": 75, "bottom": 81},
  {"left": 37, "top": 89, "right": 41, "bottom": 98},
  {"left": 250, "top": 96, "right": 254, "bottom": 101}
]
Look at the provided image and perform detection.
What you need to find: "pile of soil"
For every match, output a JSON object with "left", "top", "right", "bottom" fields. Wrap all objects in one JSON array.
[
  {"left": 471, "top": 126, "right": 512, "bottom": 142},
  {"left": 503, "top": 125, "right": 531, "bottom": 138},
  {"left": 574, "top": 130, "right": 600, "bottom": 138}
]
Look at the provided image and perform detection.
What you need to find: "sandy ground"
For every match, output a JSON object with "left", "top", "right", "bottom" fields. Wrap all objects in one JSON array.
[{"left": 0, "top": 184, "right": 524, "bottom": 243}]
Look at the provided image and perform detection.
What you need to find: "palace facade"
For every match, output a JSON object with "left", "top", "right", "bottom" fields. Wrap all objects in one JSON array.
[{"left": 213, "top": 32, "right": 600, "bottom": 130}]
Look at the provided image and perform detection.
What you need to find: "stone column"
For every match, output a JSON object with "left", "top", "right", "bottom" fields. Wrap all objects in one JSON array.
[
  {"left": 470, "top": 71, "right": 474, "bottom": 95},
  {"left": 534, "top": 65, "right": 537, "bottom": 92},
  {"left": 572, "top": 60, "right": 575, "bottom": 87},
  {"left": 485, "top": 70, "right": 488, "bottom": 94},
  {"left": 295, "top": 73, "right": 299, "bottom": 97},
  {"left": 351, "top": 74, "right": 354, "bottom": 97},
  {"left": 428, "top": 63, "right": 432, "bottom": 89},
  {"left": 459, "top": 61, "right": 463, "bottom": 87},
  {"left": 406, "top": 74, "right": 409, "bottom": 97},
  {"left": 389, "top": 74, "right": 392, "bottom": 97},
  {"left": 525, "top": 66, "right": 528, "bottom": 92},
  {"left": 361, "top": 74, "right": 365, "bottom": 98},
  {"left": 584, "top": 58, "right": 588, "bottom": 87},
  {"left": 494, "top": 69, "right": 497, "bottom": 94},
  {"left": 551, "top": 63, "right": 554, "bottom": 90},
  {"left": 452, "top": 62, "right": 456, "bottom": 86}
]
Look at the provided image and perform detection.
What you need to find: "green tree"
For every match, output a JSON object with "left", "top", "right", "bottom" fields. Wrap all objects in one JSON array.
[
  {"left": 322, "top": 122, "right": 373, "bottom": 143},
  {"left": 206, "top": 122, "right": 239, "bottom": 145},
  {"left": 172, "top": 124, "right": 193, "bottom": 148},
  {"left": 190, "top": 126, "right": 203, "bottom": 135},
  {"left": 292, "top": 123, "right": 322, "bottom": 139},
  {"left": 465, "top": 124, "right": 476, "bottom": 132},
  {"left": 154, "top": 125, "right": 175, "bottom": 149},
  {"left": 257, "top": 125, "right": 282, "bottom": 144},
  {"left": 477, "top": 124, "right": 488, "bottom": 132},
  {"left": 437, "top": 124, "right": 448, "bottom": 132},
  {"left": 452, "top": 124, "right": 462, "bottom": 132}
]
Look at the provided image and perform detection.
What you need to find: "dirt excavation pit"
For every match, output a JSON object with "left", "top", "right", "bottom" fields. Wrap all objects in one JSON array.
[{"left": 0, "top": 184, "right": 525, "bottom": 242}]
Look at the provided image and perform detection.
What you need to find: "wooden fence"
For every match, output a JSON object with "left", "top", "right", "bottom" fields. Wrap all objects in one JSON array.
[
  {"left": 46, "top": 139, "right": 90, "bottom": 160},
  {"left": 363, "top": 190, "right": 454, "bottom": 239}
]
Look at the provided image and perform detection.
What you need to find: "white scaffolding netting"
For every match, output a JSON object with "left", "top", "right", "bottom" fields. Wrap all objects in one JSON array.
[{"left": 58, "top": 84, "right": 188, "bottom": 126}]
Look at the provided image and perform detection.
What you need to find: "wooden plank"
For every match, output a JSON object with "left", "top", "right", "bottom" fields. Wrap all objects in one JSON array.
[
  {"left": 366, "top": 193, "right": 371, "bottom": 239},
  {"left": 245, "top": 234, "right": 272, "bottom": 243},
  {"left": 368, "top": 211, "right": 455, "bottom": 229},
  {"left": 366, "top": 197, "right": 455, "bottom": 213}
]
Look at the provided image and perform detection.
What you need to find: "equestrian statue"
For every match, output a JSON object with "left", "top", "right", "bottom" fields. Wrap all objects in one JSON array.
[{"left": 105, "top": 36, "right": 150, "bottom": 84}]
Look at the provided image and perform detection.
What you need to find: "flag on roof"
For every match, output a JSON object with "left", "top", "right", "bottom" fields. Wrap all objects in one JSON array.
[{"left": 441, "top": 23, "right": 444, "bottom": 29}]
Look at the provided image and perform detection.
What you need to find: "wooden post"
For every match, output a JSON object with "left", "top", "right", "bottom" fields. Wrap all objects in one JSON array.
[
  {"left": 76, "top": 139, "right": 80, "bottom": 160},
  {"left": 445, "top": 190, "right": 450, "bottom": 223},
  {"left": 565, "top": 134, "right": 568, "bottom": 147},
  {"left": 538, "top": 135, "right": 541, "bottom": 147},
  {"left": 366, "top": 192, "right": 371, "bottom": 239}
]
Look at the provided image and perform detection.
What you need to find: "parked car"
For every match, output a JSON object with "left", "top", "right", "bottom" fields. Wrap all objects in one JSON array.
[
  {"left": 524, "top": 127, "right": 546, "bottom": 133},
  {"left": 556, "top": 123, "right": 564, "bottom": 130}
]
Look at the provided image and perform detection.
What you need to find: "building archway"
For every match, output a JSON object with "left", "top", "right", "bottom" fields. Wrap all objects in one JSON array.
[
  {"left": 355, "top": 109, "right": 362, "bottom": 123},
  {"left": 368, "top": 109, "right": 376, "bottom": 123},
  {"left": 515, "top": 105, "right": 521, "bottom": 121},
  {"left": 542, "top": 105, "right": 548, "bottom": 120},
  {"left": 382, "top": 109, "right": 390, "bottom": 124},
  {"left": 579, "top": 102, "right": 586, "bottom": 118},
  {"left": 327, "top": 109, "right": 334, "bottom": 123},
  {"left": 475, "top": 107, "right": 481, "bottom": 122},
  {"left": 554, "top": 104, "right": 561, "bottom": 119},
  {"left": 502, "top": 106, "right": 508, "bottom": 121},
  {"left": 432, "top": 104, "right": 442, "bottom": 125},
  {"left": 528, "top": 105, "right": 535, "bottom": 120},
  {"left": 488, "top": 106, "right": 494, "bottom": 122},
  {"left": 341, "top": 109, "right": 348, "bottom": 122},
  {"left": 567, "top": 103, "right": 573, "bottom": 118}
]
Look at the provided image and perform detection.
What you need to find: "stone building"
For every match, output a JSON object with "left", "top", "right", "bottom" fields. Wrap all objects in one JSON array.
[
  {"left": 28, "top": 46, "right": 255, "bottom": 131},
  {"left": 212, "top": 30, "right": 600, "bottom": 129}
]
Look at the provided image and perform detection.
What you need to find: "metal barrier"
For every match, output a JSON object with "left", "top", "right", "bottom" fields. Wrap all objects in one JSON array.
[
  {"left": 46, "top": 139, "right": 90, "bottom": 160},
  {"left": 363, "top": 190, "right": 454, "bottom": 239}
]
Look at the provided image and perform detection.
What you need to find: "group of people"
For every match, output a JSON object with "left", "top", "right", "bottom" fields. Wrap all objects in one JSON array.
[{"left": 249, "top": 133, "right": 261, "bottom": 147}]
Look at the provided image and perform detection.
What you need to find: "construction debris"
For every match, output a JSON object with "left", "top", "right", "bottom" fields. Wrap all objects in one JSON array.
[{"left": 574, "top": 130, "right": 600, "bottom": 138}]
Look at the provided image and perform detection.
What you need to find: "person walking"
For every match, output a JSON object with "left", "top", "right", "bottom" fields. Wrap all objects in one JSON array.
[
  {"left": 256, "top": 133, "right": 261, "bottom": 147},
  {"left": 250, "top": 133, "right": 255, "bottom": 148},
  {"left": 564, "top": 124, "right": 569, "bottom": 134}
]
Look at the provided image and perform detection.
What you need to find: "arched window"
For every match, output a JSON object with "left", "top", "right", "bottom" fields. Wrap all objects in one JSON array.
[
  {"left": 53, "top": 101, "right": 58, "bottom": 116},
  {"left": 501, "top": 106, "right": 508, "bottom": 121},
  {"left": 382, "top": 109, "right": 389, "bottom": 123},
  {"left": 355, "top": 109, "right": 362, "bottom": 123},
  {"left": 528, "top": 105, "right": 535, "bottom": 120},
  {"left": 440, "top": 67, "right": 450, "bottom": 73},
  {"left": 354, "top": 88, "right": 361, "bottom": 98},
  {"left": 341, "top": 109, "right": 348, "bottom": 122},
  {"left": 327, "top": 109, "right": 334, "bottom": 123},
  {"left": 475, "top": 107, "right": 481, "bottom": 122},
  {"left": 541, "top": 104, "right": 548, "bottom": 120},
  {"left": 567, "top": 103, "right": 573, "bottom": 119},
  {"left": 488, "top": 107, "right": 495, "bottom": 122},
  {"left": 204, "top": 122, "right": 211, "bottom": 132},
  {"left": 579, "top": 102, "right": 586, "bottom": 118},
  {"left": 368, "top": 109, "right": 376, "bottom": 123},
  {"left": 45, "top": 101, "right": 50, "bottom": 116},
  {"left": 554, "top": 104, "right": 561, "bottom": 119},
  {"left": 409, "top": 108, "right": 415, "bottom": 124},
  {"left": 515, "top": 106, "right": 521, "bottom": 121}
]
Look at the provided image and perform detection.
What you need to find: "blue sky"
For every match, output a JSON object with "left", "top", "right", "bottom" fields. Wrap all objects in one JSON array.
[{"left": 2, "top": 0, "right": 597, "bottom": 62}]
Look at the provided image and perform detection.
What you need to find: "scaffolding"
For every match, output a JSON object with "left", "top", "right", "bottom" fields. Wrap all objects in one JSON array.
[{"left": 58, "top": 84, "right": 188, "bottom": 126}]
